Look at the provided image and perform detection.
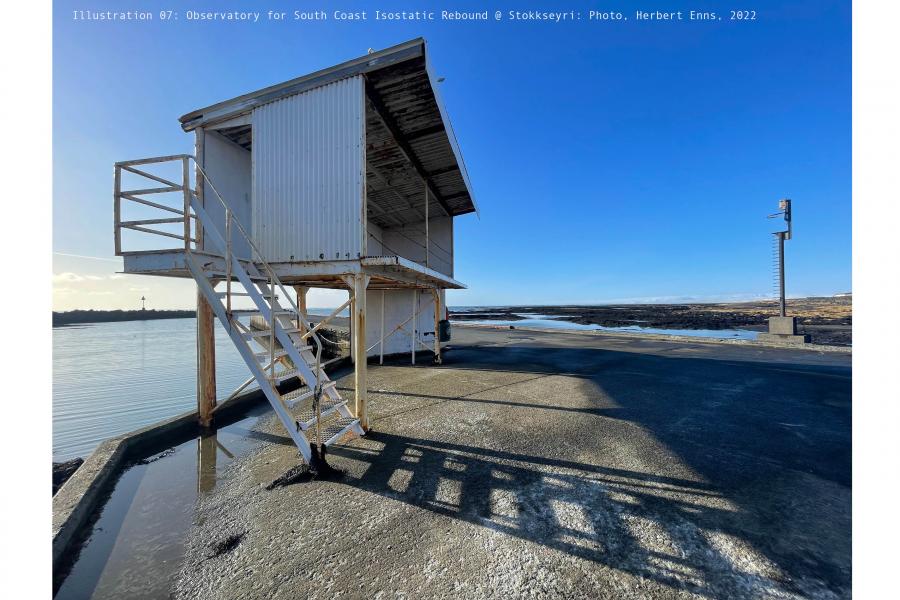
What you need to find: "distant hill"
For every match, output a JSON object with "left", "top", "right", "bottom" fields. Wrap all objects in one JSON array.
[{"left": 53, "top": 309, "right": 195, "bottom": 326}]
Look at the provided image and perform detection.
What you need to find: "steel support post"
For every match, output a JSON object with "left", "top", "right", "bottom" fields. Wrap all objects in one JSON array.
[
  {"left": 411, "top": 290, "right": 417, "bottom": 365},
  {"left": 380, "top": 289, "right": 385, "bottom": 365}
]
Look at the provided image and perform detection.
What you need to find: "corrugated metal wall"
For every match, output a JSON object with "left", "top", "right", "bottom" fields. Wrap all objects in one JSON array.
[{"left": 252, "top": 76, "right": 365, "bottom": 262}]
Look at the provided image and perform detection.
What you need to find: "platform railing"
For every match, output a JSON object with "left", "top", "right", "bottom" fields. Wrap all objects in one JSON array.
[
  {"left": 113, "top": 154, "right": 326, "bottom": 397},
  {"left": 113, "top": 154, "right": 197, "bottom": 255}
]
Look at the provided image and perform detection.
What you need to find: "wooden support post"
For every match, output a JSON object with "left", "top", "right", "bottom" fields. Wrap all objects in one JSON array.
[
  {"left": 349, "top": 294, "right": 356, "bottom": 365},
  {"left": 197, "top": 289, "right": 217, "bottom": 427},
  {"left": 352, "top": 274, "right": 369, "bottom": 431},
  {"left": 430, "top": 288, "right": 442, "bottom": 364},
  {"left": 294, "top": 285, "right": 308, "bottom": 336},
  {"left": 197, "top": 430, "right": 217, "bottom": 494}
]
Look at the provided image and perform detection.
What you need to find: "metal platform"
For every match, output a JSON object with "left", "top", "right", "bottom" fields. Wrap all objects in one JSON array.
[{"left": 120, "top": 250, "right": 465, "bottom": 290}]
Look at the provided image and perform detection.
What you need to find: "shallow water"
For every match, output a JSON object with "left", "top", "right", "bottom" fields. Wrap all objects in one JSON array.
[
  {"left": 52, "top": 311, "right": 341, "bottom": 462},
  {"left": 452, "top": 317, "right": 759, "bottom": 340},
  {"left": 53, "top": 408, "right": 266, "bottom": 599}
]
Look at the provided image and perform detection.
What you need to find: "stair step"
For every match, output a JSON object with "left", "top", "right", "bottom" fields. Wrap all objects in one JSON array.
[
  {"left": 281, "top": 380, "right": 337, "bottom": 406},
  {"left": 270, "top": 369, "right": 299, "bottom": 383},
  {"left": 306, "top": 416, "right": 360, "bottom": 447},
  {"left": 243, "top": 309, "right": 296, "bottom": 319},
  {"left": 296, "top": 398, "right": 346, "bottom": 430},
  {"left": 254, "top": 349, "right": 289, "bottom": 362},
  {"left": 242, "top": 326, "right": 301, "bottom": 339}
]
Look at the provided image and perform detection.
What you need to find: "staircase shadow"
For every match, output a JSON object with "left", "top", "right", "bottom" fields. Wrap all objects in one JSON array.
[{"left": 328, "top": 432, "right": 773, "bottom": 598}]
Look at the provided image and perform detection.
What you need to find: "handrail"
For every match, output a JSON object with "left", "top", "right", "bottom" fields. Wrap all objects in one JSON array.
[{"left": 188, "top": 156, "right": 325, "bottom": 394}]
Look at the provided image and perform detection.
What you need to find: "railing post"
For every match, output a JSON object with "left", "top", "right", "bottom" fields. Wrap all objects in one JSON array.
[
  {"left": 225, "top": 210, "right": 232, "bottom": 314},
  {"left": 195, "top": 130, "right": 205, "bottom": 250},
  {"left": 113, "top": 165, "right": 122, "bottom": 255},
  {"left": 269, "top": 276, "right": 276, "bottom": 381},
  {"left": 182, "top": 157, "right": 191, "bottom": 250}
]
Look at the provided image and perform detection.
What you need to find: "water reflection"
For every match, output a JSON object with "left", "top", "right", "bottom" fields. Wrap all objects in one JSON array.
[
  {"left": 55, "top": 407, "right": 266, "bottom": 599},
  {"left": 197, "top": 429, "right": 236, "bottom": 495}
]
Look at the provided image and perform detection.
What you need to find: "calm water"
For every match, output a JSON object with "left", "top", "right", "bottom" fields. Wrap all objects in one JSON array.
[
  {"left": 52, "top": 318, "right": 255, "bottom": 461},
  {"left": 452, "top": 315, "right": 759, "bottom": 340},
  {"left": 54, "top": 407, "right": 267, "bottom": 599},
  {"left": 53, "top": 311, "right": 344, "bottom": 461}
]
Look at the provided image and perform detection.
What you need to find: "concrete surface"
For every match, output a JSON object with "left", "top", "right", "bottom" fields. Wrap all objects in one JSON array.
[{"left": 173, "top": 327, "right": 851, "bottom": 599}]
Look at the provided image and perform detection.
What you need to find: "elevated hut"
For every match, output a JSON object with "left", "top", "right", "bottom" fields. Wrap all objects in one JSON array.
[{"left": 112, "top": 39, "right": 478, "bottom": 463}]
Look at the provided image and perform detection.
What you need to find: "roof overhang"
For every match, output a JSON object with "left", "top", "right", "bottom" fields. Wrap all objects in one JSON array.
[{"left": 179, "top": 38, "right": 478, "bottom": 220}]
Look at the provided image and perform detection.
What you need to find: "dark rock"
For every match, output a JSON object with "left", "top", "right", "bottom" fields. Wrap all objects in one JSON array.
[{"left": 53, "top": 458, "right": 84, "bottom": 495}]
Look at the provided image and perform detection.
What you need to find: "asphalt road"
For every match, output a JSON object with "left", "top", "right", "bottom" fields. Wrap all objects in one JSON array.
[{"left": 174, "top": 327, "right": 851, "bottom": 599}]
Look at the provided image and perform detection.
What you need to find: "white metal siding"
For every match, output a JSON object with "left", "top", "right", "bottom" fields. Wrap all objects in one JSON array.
[
  {"left": 202, "top": 130, "right": 253, "bottom": 259},
  {"left": 380, "top": 217, "right": 454, "bottom": 277},
  {"left": 364, "top": 289, "right": 443, "bottom": 357},
  {"left": 252, "top": 76, "right": 365, "bottom": 262}
]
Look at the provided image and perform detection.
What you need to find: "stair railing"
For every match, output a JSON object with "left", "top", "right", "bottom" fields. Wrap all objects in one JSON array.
[{"left": 191, "top": 157, "right": 325, "bottom": 395}]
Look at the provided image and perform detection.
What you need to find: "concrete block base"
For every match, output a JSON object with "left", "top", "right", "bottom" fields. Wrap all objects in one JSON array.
[
  {"left": 758, "top": 332, "right": 811, "bottom": 345},
  {"left": 768, "top": 316, "right": 798, "bottom": 335}
]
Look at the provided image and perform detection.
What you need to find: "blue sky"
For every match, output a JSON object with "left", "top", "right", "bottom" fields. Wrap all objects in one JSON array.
[{"left": 53, "top": 0, "right": 850, "bottom": 309}]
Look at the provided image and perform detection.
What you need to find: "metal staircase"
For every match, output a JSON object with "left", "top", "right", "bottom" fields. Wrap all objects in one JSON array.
[{"left": 114, "top": 154, "right": 364, "bottom": 464}]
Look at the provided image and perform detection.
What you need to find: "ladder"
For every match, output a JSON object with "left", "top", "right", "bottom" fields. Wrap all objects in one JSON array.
[{"left": 114, "top": 154, "right": 364, "bottom": 464}]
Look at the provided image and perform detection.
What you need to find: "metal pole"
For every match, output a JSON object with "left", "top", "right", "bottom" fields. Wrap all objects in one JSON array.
[
  {"left": 380, "top": 289, "right": 385, "bottom": 365},
  {"left": 778, "top": 233, "right": 786, "bottom": 317},
  {"left": 425, "top": 185, "right": 429, "bottom": 269},
  {"left": 411, "top": 290, "right": 416, "bottom": 365},
  {"left": 182, "top": 157, "right": 191, "bottom": 250}
]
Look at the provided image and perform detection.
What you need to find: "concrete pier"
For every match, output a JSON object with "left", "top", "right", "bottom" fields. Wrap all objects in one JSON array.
[{"left": 171, "top": 326, "right": 850, "bottom": 599}]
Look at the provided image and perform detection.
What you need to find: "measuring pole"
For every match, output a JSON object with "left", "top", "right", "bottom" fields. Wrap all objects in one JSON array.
[
  {"left": 777, "top": 232, "right": 786, "bottom": 317},
  {"left": 768, "top": 199, "right": 792, "bottom": 318}
]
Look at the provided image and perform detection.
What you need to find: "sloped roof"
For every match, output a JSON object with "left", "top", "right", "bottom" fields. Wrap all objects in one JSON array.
[{"left": 179, "top": 38, "right": 477, "bottom": 220}]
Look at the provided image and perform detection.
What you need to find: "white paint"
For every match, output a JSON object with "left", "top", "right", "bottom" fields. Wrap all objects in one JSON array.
[
  {"left": 364, "top": 288, "right": 444, "bottom": 356},
  {"left": 380, "top": 217, "right": 453, "bottom": 276},
  {"left": 202, "top": 130, "right": 252, "bottom": 259}
]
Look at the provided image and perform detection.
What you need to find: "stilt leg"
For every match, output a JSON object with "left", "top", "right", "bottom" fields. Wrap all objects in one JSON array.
[
  {"left": 353, "top": 274, "right": 369, "bottom": 431},
  {"left": 197, "top": 288, "right": 217, "bottom": 427},
  {"left": 430, "top": 288, "right": 442, "bottom": 364}
]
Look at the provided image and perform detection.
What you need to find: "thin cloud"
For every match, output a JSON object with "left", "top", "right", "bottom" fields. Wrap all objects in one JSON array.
[{"left": 53, "top": 252, "right": 121, "bottom": 262}]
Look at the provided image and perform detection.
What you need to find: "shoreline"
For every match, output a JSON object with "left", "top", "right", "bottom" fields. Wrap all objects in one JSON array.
[
  {"left": 53, "top": 309, "right": 195, "bottom": 327},
  {"left": 453, "top": 321, "right": 851, "bottom": 353}
]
